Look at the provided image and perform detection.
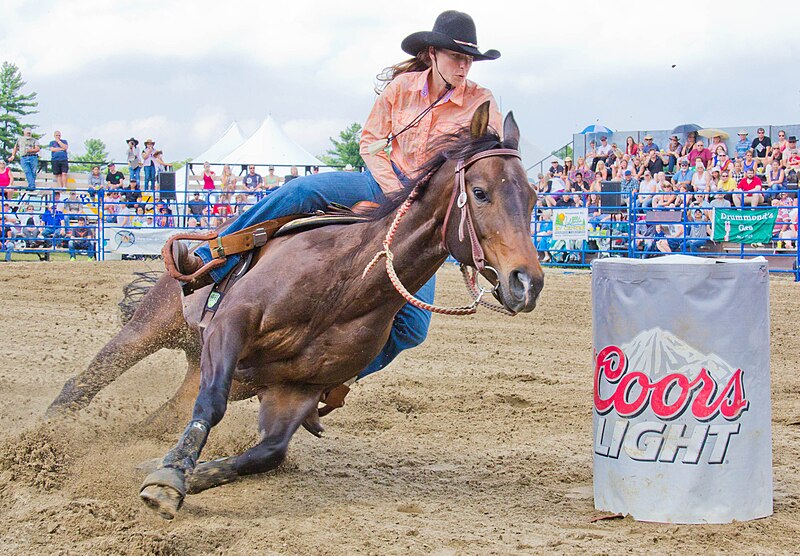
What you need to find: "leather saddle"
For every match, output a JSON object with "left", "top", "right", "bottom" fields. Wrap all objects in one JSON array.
[{"left": 162, "top": 201, "right": 379, "bottom": 283}]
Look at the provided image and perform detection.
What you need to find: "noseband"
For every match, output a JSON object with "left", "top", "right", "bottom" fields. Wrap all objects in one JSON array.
[{"left": 363, "top": 148, "right": 521, "bottom": 316}]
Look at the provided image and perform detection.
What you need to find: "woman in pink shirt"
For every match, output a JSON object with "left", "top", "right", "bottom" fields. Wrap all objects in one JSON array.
[
  {"left": 176, "top": 11, "right": 503, "bottom": 388},
  {"left": 201, "top": 162, "right": 216, "bottom": 191},
  {"left": 0, "top": 160, "right": 13, "bottom": 199}
]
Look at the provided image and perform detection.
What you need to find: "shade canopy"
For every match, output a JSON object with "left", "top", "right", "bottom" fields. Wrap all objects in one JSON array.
[
  {"left": 192, "top": 121, "right": 246, "bottom": 164},
  {"left": 222, "top": 116, "right": 323, "bottom": 167}
]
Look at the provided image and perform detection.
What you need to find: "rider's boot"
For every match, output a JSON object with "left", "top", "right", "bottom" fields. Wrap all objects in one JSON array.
[
  {"left": 301, "top": 382, "right": 353, "bottom": 437},
  {"left": 173, "top": 241, "right": 214, "bottom": 293}
]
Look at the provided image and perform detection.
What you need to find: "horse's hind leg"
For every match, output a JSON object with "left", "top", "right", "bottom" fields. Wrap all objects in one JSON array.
[
  {"left": 187, "top": 384, "right": 321, "bottom": 495},
  {"left": 45, "top": 275, "right": 185, "bottom": 418}
]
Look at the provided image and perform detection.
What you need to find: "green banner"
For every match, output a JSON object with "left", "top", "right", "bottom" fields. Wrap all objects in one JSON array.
[{"left": 712, "top": 208, "right": 778, "bottom": 243}]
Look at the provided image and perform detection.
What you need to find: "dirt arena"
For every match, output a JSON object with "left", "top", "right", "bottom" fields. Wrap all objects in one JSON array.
[{"left": 0, "top": 261, "right": 798, "bottom": 555}]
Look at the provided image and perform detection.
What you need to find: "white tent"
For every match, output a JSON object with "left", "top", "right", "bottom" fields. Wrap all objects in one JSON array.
[
  {"left": 222, "top": 115, "right": 323, "bottom": 168},
  {"left": 174, "top": 121, "right": 246, "bottom": 194},
  {"left": 193, "top": 121, "right": 246, "bottom": 164}
]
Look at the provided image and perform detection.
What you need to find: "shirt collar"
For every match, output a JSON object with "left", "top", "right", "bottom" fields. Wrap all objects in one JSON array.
[{"left": 415, "top": 68, "right": 464, "bottom": 106}]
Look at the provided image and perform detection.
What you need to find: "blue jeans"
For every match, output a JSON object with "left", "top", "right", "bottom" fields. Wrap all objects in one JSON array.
[
  {"left": 21, "top": 156, "right": 38, "bottom": 189},
  {"left": 129, "top": 166, "right": 141, "bottom": 185},
  {"left": 69, "top": 239, "right": 96, "bottom": 259},
  {"left": 197, "top": 170, "right": 387, "bottom": 281},
  {"left": 195, "top": 169, "right": 434, "bottom": 380},
  {"left": 42, "top": 227, "right": 64, "bottom": 247},
  {"left": 686, "top": 238, "right": 706, "bottom": 252},
  {"left": 143, "top": 165, "right": 156, "bottom": 190}
]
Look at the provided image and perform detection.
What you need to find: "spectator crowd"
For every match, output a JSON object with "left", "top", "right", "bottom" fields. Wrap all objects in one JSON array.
[
  {"left": 0, "top": 127, "right": 330, "bottom": 261},
  {"left": 533, "top": 128, "right": 798, "bottom": 262}
]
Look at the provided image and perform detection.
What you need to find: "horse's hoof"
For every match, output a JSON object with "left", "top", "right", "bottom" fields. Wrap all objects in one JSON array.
[{"left": 139, "top": 468, "right": 186, "bottom": 520}]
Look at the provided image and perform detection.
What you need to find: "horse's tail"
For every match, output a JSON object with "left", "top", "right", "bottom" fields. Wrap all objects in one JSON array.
[{"left": 119, "top": 270, "right": 163, "bottom": 325}]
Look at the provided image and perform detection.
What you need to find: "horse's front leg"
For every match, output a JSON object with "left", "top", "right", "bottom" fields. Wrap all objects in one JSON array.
[
  {"left": 139, "top": 320, "right": 245, "bottom": 520},
  {"left": 186, "top": 383, "right": 323, "bottom": 494}
]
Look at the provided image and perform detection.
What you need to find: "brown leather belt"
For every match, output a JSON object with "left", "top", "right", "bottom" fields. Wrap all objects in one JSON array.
[
  {"left": 208, "top": 215, "right": 301, "bottom": 259},
  {"left": 162, "top": 215, "right": 301, "bottom": 282}
]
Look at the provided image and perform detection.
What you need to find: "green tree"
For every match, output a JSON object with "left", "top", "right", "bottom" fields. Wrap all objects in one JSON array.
[
  {"left": 171, "top": 157, "right": 192, "bottom": 172},
  {"left": 321, "top": 122, "right": 364, "bottom": 168},
  {"left": 553, "top": 144, "right": 574, "bottom": 161},
  {"left": 72, "top": 138, "right": 110, "bottom": 171},
  {"left": 0, "top": 62, "right": 38, "bottom": 161}
]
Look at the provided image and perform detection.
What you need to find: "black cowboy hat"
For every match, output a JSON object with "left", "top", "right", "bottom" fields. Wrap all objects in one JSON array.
[
  {"left": 127, "top": 137, "right": 139, "bottom": 146},
  {"left": 401, "top": 11, "right": 500, "bottom": 61}
]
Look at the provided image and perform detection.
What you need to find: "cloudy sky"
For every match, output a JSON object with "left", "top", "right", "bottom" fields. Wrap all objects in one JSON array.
[{"left": 2, "top": 0, "right": 799, "bottom": 165}]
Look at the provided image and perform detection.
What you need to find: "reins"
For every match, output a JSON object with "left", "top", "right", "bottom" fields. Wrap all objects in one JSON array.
[{"left": 363, "top": 148, "right": 521, "bottom": 316}]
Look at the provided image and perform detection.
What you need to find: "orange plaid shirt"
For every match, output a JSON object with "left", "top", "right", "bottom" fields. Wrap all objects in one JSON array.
[{"left": 360, "top": 68, "right": 502, "bottom": 193}]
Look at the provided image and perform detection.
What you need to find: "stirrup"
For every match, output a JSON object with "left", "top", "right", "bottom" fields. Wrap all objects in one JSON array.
[{"left": 162, "top": 232, "right": 227, "bottom": 282}]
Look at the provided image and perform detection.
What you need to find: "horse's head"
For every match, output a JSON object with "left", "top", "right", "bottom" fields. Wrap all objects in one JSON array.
[{"left": 443, "top": 102, "right": 544, "bottom": 313}]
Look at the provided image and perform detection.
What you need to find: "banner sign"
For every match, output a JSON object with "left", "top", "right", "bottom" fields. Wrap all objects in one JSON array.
[
  {"left": 103, "top": 226, "right": 174, "bottom": 255},
  {"left": 552, "top": 208, "right": 589, "bottom": 241},
  {"left": 712, "top": 208, "right": 778, "bottom": 243},
  {"left": 592, "top": 257, "right": 772, "bottom": 524}
]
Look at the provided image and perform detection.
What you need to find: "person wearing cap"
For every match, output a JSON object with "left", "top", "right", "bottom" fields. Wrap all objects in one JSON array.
[
  {"left": 548, "top": 159, "right": 563, "bottom": 177},
  {"left": 671, "top": 159, "right": 694, "bottom": 189},
  {"left": 665, "top": 135, "right": 682, "bottom": 172},
  {"left": 595, "top": 136, "right": 612, "bottom": 167},
  {"left": 126, "top": 137, "right": 141, "bottom": 186},
  {"left": 685, "top": 209, "right": 710, "bottom": 253},
  {"left": 141, "top": 139, "right": 157, "bottom": 191},
  {"left": 750, "top": 128, "right": 772, "bottom": 165},
  {"left": 735, "top": 130, "right": 750, "bottom": 158},
  {"left": 9, "top": 128, "right": 40, "bottom": 190},
  {"left": 620, "top": 169, "right": 639, "bottom": 205},
  {"left": 641, "top": 135, "right": 660, "bottom": 154},
  {"left": 563, "top": 156, "right": 574, "bottom": 179},
  {"left": 172, "top": 10, "right": 504, "bottom": 399}
]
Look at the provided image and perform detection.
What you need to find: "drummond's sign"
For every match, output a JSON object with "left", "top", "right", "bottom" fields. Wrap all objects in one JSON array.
[{"left": 712, "top": 208, "right": 778, "bottom": 244}]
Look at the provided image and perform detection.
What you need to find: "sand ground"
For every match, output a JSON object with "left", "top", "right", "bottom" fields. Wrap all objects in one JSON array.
[{"left": 0, "top": 261, "right": 798, "bottom": 555}]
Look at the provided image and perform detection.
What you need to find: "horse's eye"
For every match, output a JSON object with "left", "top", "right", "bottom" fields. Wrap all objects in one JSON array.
[{"left": 472, "top": 187, "right": 489, "bottom": 203}]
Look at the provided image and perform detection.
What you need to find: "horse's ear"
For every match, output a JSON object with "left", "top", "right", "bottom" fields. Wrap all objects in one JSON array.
[
  {"left": 503, "top": 111, "right": 520, "bottom": 150},
  {"left": 470, "top": 101, "right": 491, "bottom": 139}
]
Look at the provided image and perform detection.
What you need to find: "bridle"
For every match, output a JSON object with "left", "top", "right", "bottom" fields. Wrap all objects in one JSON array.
[{"left": 363, "top": 148, "right": 521, "bottom": 316}]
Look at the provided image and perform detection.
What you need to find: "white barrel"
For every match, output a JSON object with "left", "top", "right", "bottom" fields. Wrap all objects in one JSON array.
[{"left": 591, "top": 255, "right": 772, "bottom": 524}]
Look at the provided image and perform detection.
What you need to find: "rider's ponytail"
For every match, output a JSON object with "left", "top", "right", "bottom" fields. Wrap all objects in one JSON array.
[{"left": 374, "top": 49, "right": 431, "bottom": 94}]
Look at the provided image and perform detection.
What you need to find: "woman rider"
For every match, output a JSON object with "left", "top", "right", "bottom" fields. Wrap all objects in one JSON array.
[{"left": 173, "top": 11, "right": 502, "bottom": 404}]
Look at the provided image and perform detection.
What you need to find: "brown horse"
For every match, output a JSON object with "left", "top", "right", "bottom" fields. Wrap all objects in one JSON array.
[{"left": 52, "top": 103, "right": 544, "bottom": 520}]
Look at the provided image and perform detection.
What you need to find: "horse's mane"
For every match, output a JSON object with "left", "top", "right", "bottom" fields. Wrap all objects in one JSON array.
[{"left": 369, "top": 125, "right": 512, "bottom": 220}]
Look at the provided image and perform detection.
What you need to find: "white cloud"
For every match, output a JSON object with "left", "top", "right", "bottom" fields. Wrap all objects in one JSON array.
[{"left": 2, "top": 0, "right": 800, "bottom": 163}]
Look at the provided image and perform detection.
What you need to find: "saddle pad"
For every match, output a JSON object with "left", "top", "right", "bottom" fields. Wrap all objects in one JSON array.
[{"left": 273, "top": 214, "right": 370, "bottom": 237}]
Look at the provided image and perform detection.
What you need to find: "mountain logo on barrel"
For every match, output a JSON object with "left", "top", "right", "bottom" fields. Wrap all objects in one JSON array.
[{"left": 593, "top": 327, "right": 749, "bottom": 464}]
